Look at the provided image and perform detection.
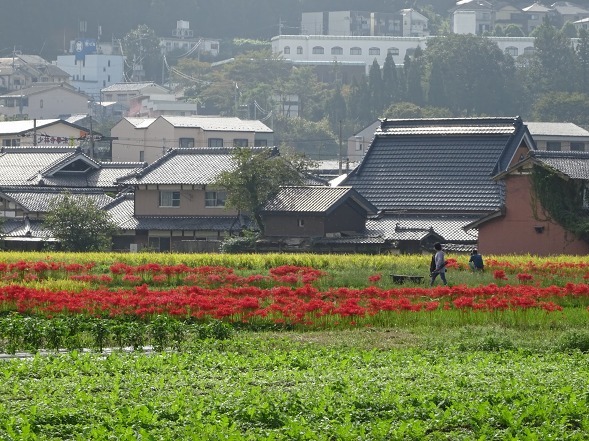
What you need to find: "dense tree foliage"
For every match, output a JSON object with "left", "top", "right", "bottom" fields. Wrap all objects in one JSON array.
[
  {"left": 213, "top": 147, "right": 314, "bottom": 232},
  {"left": 44, "top": 194, "right": 118, "bottom": 252}
]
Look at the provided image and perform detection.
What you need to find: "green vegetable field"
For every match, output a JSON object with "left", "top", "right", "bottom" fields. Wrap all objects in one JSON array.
[{"left": 0, "top": 251, "right": 588, "bottom": 439}]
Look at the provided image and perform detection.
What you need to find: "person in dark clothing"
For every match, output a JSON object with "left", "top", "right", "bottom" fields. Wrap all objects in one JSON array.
[
  {"left": 430, "top": 242, "right": 447, "bottom": 286},
  {"left": 469, "top": 249, "right": 484, "bottom": 271}
]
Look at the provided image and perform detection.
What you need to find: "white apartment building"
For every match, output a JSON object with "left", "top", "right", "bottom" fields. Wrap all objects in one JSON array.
[
  {"left": 55, "top": 53, "right": 124, "bottom": 101},
  {"left": 272, "top": 35, "right": 537, "bottom": 73}
]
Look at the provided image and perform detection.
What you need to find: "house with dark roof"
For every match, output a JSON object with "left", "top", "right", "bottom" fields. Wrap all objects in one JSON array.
[
  {"left": 470, "top": 150, "right": 589, "bottom": 255},
  {"left": 342, "top": 116, "right": 536, "bottom": 254},
  {"left": 259, "top": 186, "right": 380, "bottom": 252},
  {"left": 0, "top": 146, "right": 143, "bottom": 250},
  {"left": 116, "top": 147, "right": 252, "bottom": 252},
  {"left": 0, "top": 188, "right": 115, "bottom": 251}
]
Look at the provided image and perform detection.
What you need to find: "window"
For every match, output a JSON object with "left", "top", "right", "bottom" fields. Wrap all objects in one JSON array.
[
  {"left": 139, "top": 151, "right": 144, "bottom": 162},
  {"left": 159, "top": 191, "right": 180, "bottom": 207},
  {"left": 284, "top": 46, "right": 290, "bottom": 54},
  {"left": 331, "top": 46, "right": 343, "bottom": 55},
  {"left": 350, "top": 47, "right": 362, "bottom": 55},
  {"left": 571, "top": 142, "right": 585, "bottom": 152},
  {"left": 208, "top": 138, "right": 223, "bottom": 147},
  {"left": 505, "top": 46, "right": 518, "bottom": 57},
  {"left": 148, "top": 236, "right": 171, "bottom": 252},
  {"left": 205, "top": 190, "right": 227, "bottom": 207},
  {"left": 524, "top": 46, "right": 535, "bottom": 55},
  {"left": 2, "top": 139, "right": 19, "bottom": 146},
  {"left": 312, "top": 46, "right": 324, "bottom": 54},
  {"left": 233, "top": 139, "right": 248, "bottom": 147},
  {"left": 297, "top": 46, "right": 303, "bottom": 54},
  {"left": 108, "top": 60, "right": 111, "bottom": 67},
  {"left": 547, "top": 141, "right": 562, "bottom": 151},
  {"left": 369, "top": 47, "right": 380, "bottom": 55},
  {"left": 179, "top": 137, "right": 195, "bottom": 148},
  {"left": 254, "top": 139, "right": 267, "bottom": 147}
]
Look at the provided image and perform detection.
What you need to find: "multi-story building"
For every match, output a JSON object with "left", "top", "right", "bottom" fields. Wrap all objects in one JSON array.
[
  {"left": 55, "top": 50, "right": 125, "bottom": 101},
  {"left": 301, "top": 10, "right": 428, "bottom": 37},
  {"left": 160, "top": 20, "right": 220, "bottom": 58},
  {"left": 272, "top": 34, "right": 537, "bottom": 74},
  {"left": 111, "top": 115, "right": 274, "bottom": 163}
]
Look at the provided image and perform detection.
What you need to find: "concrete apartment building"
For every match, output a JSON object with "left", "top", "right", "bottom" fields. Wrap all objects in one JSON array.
[{"left": 111, "top": 115, "right": 274, "bottom": 163}]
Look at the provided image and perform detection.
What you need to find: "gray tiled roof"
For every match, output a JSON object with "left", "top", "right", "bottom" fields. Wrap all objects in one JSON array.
[
  {"left": 120, "top": 148, "right": 237, "bottom": 185},
  {"left": 525, "top": 122, "right": 589, "bottom": 138},
  {"left": 1, "top": 188, "right": 113, "bottom": 213},
  {"left": 0, "top": 147, "right": 79, "bottom": 185},
  {"left": 366, "top": 214, "right": 480, "bottom": 242},
  {"left": 343, "top": 117, "right": 527, "bottom": 212},
  {"left": 0, "top": 147, "right": 140, "bottom": 188},
  {"left": 262, "top": 186, "right": 377, "bottom": 214},
  {"left": 531, "top": 150, "right": 589, "bottom": 180},
  {"left": 2, "top": 218, "right": 52, "bottom": 238}
]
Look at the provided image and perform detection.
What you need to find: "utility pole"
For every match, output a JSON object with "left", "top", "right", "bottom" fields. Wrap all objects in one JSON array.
[{"left": 338, "top": 120, "right": 343, "bottom": 175}]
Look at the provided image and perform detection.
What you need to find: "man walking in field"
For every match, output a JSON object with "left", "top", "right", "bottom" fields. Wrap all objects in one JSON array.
[{"left": 430, "top": 242, "right": 448, "bottom": 286}]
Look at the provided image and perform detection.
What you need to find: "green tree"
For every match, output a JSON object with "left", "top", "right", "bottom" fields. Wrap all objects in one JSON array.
[
  {"left": 122, "top": 24, "right": 162, "bottom": 82},
  {"left": 382, "top": 51, "right": 400, "bottom": 108},
  {"left": 504, "top": 24, "right": 525, "bottom": 37},
  {"left": 561, "top": 21, "right": 578, "bottom": 38},
  {"left": 368, "top": 59, "right": 384, "bottom": 118},
  {"left": 578, "top": 29, "right": 589, "bottom": 94},
  {"left": 273, "top": 115, "right": 338, "bottom": 159},
  {"left": 44, "top": 194, "right": 118, "bottom": 252},
  {"left": 406, "top": 46, "right": 424, "bottom": 106},
  {"left": 427, "top": 58, "right": 447, "bottom": 109},
  {"left": 213, "top": 147, "right": 314, "bottom": 232},
  {"left": 347, "top": 76, "right": 371, "bottom": 126},
  {"left": 424, "top": 34, "right": 518, "bottom": 115},
  {"left": 384, "top": 102, "right": 453, "bottom": 119},
  {"left": 532, "top": 92, "right": 589, "bottom": 127},
  {"left": 528, "top": 20, "right": 579, "bottom": 94}
]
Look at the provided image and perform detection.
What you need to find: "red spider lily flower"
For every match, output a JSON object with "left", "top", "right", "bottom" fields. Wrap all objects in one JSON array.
[
  {"left": 493, "top": 270, "right": 508, "bottom": 280},
  {"left": 368, "top": 273, "right": 382, "bottom": 283},
  {"left": 517, "top": 273, "right": 534, "bottom": 283}
]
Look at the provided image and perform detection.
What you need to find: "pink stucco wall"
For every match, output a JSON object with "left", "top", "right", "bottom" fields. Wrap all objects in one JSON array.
[{"left": 477, "top": 174, "right": 589, "bottom": 256}]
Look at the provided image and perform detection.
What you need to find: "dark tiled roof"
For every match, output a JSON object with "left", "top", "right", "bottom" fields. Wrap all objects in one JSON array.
[
  {"left": 120, "top": 148, "right": 237, "bottom": 185},
  {"left": 531, "top": 150, "right": 589, "bottom": 180},
  {"left": 262, "top": 186, "right": 377, "bottom": 214},
  {"left": 344, "top": 117, "right": 527, "bottom": 212},
  {"left": 366, "top": 214, "right": 480, "bottom": 242},
  {"left": 2, "top": 218, "right": 52, "bottom": 238},
  {"left": 1, "top": 188, "right": 113, "bottom": 213}
]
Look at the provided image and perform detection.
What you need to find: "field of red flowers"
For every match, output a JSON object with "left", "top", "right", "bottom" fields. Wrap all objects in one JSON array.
[{"left": 1, "top": 256, "right": 589, "bottom": 328}]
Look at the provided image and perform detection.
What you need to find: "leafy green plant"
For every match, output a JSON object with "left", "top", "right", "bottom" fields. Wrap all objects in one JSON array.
[{"left": 558, "top": 329, "right": 589, "bottom": 352}]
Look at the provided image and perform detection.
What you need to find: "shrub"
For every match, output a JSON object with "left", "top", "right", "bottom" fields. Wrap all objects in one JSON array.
[{"left": 558, "top": 329, "right": 589, "bottom": 352}]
